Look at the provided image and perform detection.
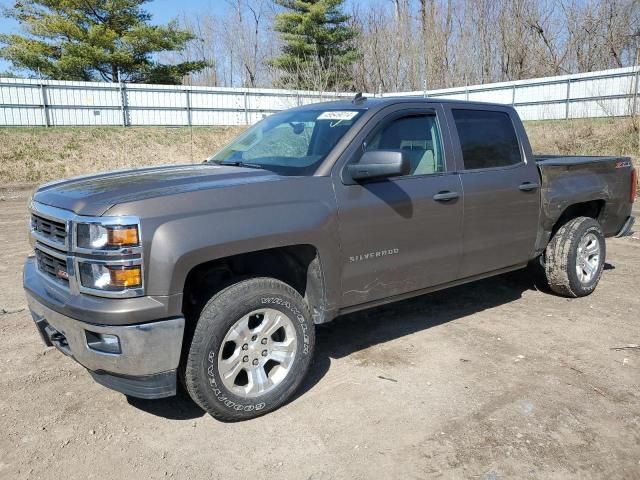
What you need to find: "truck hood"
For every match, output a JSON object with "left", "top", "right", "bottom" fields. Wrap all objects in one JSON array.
[{"left": 33, "top": 164, "right": 282, "bottom": 216}]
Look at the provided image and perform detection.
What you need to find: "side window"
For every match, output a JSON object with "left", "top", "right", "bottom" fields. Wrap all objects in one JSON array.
[
  {"left": 452, "top": 109, "right": 522, "bottom": 170},
  {"left": 365, "top": 114, "right": 445, "bottom": 176}
]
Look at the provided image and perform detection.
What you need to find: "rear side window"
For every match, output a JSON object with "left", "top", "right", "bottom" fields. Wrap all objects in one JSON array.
[{"left": 452, "top": 109, "right": 522, "bottom": 170}]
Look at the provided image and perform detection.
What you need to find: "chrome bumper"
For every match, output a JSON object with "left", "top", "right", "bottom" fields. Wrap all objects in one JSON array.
[{"left": 26, "top": 292, "right": 185, "bottom": 398}]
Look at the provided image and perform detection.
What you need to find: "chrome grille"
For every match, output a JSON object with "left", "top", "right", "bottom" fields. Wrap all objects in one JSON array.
[
  {"left": 35, "top": 248, "right": 69, "bottom": 284},
  {"left": 31, "top": 214, "right": 67, "bottom": 247}
]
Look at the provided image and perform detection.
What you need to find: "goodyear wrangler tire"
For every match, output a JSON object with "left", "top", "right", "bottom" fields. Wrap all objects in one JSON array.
[
  {"left": 544, "top": 217, "right": 606, "bottom": 298},
  {"left": 184, "top": 277, "right": 315, "bottom": 421}
]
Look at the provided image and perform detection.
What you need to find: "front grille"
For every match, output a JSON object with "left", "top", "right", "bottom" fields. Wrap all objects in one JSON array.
[
  {"left": 35, "top": 248, "right": 69, "bottom": 284},
  {"left": 31, "top": 214, "right": 67, "bottom": 247}
]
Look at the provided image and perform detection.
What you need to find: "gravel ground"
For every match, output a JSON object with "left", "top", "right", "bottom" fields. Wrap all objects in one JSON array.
[{"left": 0, "top": 190, "right": 639, "bottom": 480}]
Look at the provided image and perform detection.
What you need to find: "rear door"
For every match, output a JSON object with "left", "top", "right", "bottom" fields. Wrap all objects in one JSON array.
[
  {"left": 332, "top": 104, "right": 464, "bottom": 308},
  {"left": 444, "top": 106, "right": 541, "bottom": 278}
]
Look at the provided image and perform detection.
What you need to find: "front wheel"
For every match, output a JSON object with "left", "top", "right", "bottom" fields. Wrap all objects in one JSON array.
[
  {"left": 184, "top": 277, "right": 315, "bottom": 421},
  {"left": 544, "top": 216, "right": 606, "bottom": 297}
]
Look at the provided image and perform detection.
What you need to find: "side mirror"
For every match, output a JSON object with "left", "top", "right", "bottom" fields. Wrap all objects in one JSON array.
[{"left": 348, "top": 150, "right": 410, "bottom": 181}]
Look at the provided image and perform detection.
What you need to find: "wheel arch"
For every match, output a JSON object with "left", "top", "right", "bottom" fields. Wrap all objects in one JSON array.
[
  {"left": 181, "top": 244, "right": 330, "bottom": 328},
  {"left": 537, "top": 199, "right": 606, "bottom": 254},
  {"left": 551, "top": 199, "right": 606, "bottom": 235}
]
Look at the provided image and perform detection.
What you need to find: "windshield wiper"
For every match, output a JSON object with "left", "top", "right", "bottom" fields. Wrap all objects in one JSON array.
[{"left": 215, "top": 160, "right": 265, "bottom": 170}]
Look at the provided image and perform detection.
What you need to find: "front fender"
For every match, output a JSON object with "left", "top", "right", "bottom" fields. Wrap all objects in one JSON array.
[
  {"left": 157, "top": 201, "right": 337, "bottom": 294},
  {"left": 106, "top": 177, "right": 342, "bottom": 313}
]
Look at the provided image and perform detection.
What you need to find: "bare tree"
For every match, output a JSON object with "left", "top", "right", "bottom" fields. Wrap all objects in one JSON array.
[
  {"left": 223, "top": 0, "right": 277, "bottom": 87},
  {"left": 174, "top": 0, "right": 278, "bottom": 87},
  {"left": 174, "top": 0, "right": 640, "bottom": 91}
]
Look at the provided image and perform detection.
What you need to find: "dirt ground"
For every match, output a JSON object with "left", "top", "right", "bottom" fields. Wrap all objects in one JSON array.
[{"left": 0, "top": 189, "right": 639, "bottom": 480}]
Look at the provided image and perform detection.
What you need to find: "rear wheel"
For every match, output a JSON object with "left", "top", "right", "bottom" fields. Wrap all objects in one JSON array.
[
  {"left": 544, "top": 216, "right": 605, "bottom": 297},
  {"left": 184, "top": 277, "right": 315, "bottom": 421}
]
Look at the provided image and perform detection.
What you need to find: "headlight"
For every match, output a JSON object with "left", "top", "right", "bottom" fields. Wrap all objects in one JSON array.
[
  {"left": 76, "top": 223, "right": 140, "bottom": 250},
  {"left": 74, "top": 217, "right": 144, "bottom": 297},
  {"left": 79, "top": 263, "right": 142, "bottom": 292}
]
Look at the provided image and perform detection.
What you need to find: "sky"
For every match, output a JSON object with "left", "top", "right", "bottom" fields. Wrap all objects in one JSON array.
[{"left": 0, "top": 0, "right": 220, "bottom": 73}]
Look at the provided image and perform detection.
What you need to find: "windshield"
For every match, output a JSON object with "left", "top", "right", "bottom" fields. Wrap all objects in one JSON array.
[{"left": 208, "top": 109, "right": 365, "bottom": 176}]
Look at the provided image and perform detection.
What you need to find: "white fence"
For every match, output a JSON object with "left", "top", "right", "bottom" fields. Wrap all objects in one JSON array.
[
  {"left": 389, "top": 66, "right": 640, "bottom": 121},
  {"left": 0, "top": 79, "right": 354, "bottom": 127},
  {"left": 0, "top": 66, "right": 638, "bottom": 127}
]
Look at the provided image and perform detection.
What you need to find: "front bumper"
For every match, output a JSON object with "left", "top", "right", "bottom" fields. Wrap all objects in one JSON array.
[{"left": 25, "top": 290, "right": 185, "bottom": 399}]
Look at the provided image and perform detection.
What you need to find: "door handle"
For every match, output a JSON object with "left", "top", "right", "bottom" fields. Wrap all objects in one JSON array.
[
  {"left": 519, "top": 182, "right": 540, "bottom": 191},
  {"left": 433, "top": 191, "right": 460, "bottom": 202}
]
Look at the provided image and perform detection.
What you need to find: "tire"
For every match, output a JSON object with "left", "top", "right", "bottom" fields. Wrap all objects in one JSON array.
[
  {"left": 544, "top": 216, "right": 606, "bottom": 297},
  {"left": 184, "top": 277, "right": 315, "bottom": 421}
]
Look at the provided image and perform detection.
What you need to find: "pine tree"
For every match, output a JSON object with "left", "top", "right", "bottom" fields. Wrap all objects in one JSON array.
[
  {"left": 0, "top": 0, "right": 206, "bottom": 84},
  {"left": 270, "top": 0, "right": 359, "bottom": 90}
]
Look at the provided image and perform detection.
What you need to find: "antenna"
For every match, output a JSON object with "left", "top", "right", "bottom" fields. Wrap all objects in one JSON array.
[{"left": 352, "top": 92, "right": 366, "bottom": 105}]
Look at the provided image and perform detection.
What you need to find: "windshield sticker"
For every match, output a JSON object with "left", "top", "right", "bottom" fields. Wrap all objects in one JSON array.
[{"left": 317, "top": 111, "right": 359, "bottom": 121}]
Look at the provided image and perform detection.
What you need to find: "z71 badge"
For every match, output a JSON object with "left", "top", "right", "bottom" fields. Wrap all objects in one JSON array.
[{"left": 615, "top": 160, "right": 632, "bottom": 169}]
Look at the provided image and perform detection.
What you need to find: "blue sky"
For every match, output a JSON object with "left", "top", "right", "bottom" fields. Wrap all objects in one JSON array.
[
  {"left": 141, "top": 0, "right": 217, "bottom": 24},
  {"left": 0, "top": 0, "right": 220, "bottom": 73}
]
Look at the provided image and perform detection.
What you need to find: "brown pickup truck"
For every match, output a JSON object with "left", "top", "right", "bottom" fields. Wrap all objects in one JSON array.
[{"left": 24, "top": 97, "right": 636, "bottom": 421}]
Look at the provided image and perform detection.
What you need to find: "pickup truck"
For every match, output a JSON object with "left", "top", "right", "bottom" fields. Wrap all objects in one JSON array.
[{"left": 23, "top": 97, "right": 636, "bottom": 421}]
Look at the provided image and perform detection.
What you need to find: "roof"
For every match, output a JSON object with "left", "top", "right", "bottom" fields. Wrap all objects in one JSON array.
[{"left": 293, "top": 96, "right": 513, "bottom": 112}]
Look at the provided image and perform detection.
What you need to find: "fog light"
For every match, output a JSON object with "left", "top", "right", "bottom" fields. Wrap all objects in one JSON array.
[{"left": 85, "top": 331, "right": 121, "bottom": 354}]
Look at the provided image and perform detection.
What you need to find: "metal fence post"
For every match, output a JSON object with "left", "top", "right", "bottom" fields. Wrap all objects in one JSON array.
[
  {"left": 117, "top": 71, "right": 128, "bottom": 127},
  {"left": 185, "top": 88, "right": 192, "bottom": 127},
  {"left": 243, "top": 91, "right": 249, "bottom": 125},
  {"left": 632, "top": 65, "right": 639, "bottom": 118},
  {"left": 511, "top": 85, "right": 516, "bottom": 106},
  {"left": 39, "top": 82, "right": 50, "bottom": 127},
  {"left": 565, "top": 78, "right": 571, "bottom": 119}
]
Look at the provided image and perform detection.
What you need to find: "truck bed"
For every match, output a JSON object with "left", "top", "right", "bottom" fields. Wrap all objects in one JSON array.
[
  {"left": 534, "top": 154, "right": 634, "bottom": 246},
  {"left": 535, "top": 155, "right": 628, "bottom": 166}
]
